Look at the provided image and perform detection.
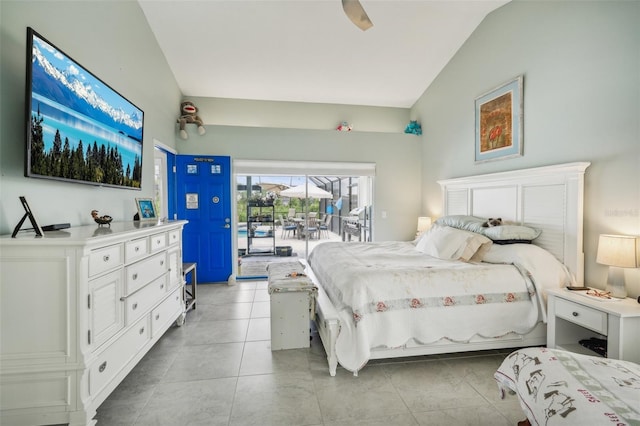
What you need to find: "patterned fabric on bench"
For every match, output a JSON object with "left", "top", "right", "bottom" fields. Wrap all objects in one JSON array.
[{"left": 495, "top": 347, "right": 640, "bottom": 426}]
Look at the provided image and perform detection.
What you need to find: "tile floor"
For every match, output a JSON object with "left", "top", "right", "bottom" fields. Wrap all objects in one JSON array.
[{"left": 96, "top": 280, "right": 526, "bottom": 426}]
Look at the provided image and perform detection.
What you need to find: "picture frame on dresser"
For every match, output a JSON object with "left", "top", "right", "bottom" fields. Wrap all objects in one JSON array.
[
  {"left": 135, "top": 197, "right": 157, "bottom": 221},
  {"left": 11, "top": 196, "right": 43, "bottom": 238}
]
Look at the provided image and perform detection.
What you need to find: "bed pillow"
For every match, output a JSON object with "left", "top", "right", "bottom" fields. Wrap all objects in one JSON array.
[
  {"left": 482, "top": 225, "right": 541, "bottom": 242},
  {"left": 434, "top": 215, "right": 486, "bottom": 233},
  {"left": 415, "top": 225, "right": 492, "bottom": 262},
  {"left": 435, "top": 215, "right": 541, "bottom": 242},
  {"left": 482, "top": 243, "right": 572, "bottom": 293},
  {"left": 492, "top": 239, "right": 532, "bottom": 245}
]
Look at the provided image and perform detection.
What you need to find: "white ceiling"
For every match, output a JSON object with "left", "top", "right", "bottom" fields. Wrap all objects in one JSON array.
[{"left": 138, "top": 0, "right": 509, "bottom": 108}]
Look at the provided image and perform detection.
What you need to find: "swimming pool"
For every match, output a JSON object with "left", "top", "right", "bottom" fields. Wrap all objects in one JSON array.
[{"left": 238, "top": 229, "right": 269, "bottom": 237}]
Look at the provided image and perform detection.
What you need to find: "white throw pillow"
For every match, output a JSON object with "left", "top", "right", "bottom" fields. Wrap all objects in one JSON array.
[{"left": 415, "top": 225, "right": 492, "bottom": 262}]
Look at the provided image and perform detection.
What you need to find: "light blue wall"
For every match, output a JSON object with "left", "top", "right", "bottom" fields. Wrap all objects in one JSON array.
[
  {"left": 189, "top": 96, "right": 410, "bottom": 133},
  {"left": 412, "top": 0, "right": 640, "bottom": 295},
  {"left": 0, "top": 0, "right": 182, "bottom": 234},
  {"left": 180, "top": 97, "right": 422, "bottom": 241},
  {"left": 178, "top": 124, "right": 422, "bottom": 241}
]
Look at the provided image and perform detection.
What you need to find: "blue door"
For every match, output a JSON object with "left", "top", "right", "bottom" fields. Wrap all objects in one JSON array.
[
  {"left": 166, "top": 151, "right": 177, "bottom": 219},
  {"left": 176, "top": 155, "right": 232, "bottom": 283}
]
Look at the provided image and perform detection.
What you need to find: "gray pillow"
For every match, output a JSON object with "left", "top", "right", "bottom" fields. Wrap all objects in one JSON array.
[{"left": 434, "top": 215, "right": 541, "bottom": 241}]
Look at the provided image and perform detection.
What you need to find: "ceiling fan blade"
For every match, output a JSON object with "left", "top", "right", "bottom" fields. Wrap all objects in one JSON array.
[{"left": 342, "top": 0, "right": 373, "bottom": 31}]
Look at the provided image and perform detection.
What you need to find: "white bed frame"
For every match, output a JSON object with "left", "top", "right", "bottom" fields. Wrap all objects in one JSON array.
[{"left": 305, "top": 162, "right": 590, "bottom": 376}]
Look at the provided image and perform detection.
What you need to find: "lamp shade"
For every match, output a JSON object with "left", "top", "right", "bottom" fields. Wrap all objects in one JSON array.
[
  {"left": 596, "top": 234, "right": 640, "bottom": 268},
  {"left": 417, "top": 216, "right": 432, "bottom": 233}
]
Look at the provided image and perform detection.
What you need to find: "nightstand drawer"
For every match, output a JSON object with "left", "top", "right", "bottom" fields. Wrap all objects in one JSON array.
[{"left": 555, "top": 298, "right": 607, "bottom": 334}]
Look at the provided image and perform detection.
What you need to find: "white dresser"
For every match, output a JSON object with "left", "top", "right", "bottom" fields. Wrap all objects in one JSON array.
[{"left": 0, "top": 220, "right": 187, "bottom": 426}]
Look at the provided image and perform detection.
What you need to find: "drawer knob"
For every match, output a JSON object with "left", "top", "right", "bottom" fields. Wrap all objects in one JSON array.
[
  {"left": 133, "top": 273, "right": 138, "bottom": 280},
  {"left": 156, "top": 239, "right": 161, "bottom": 244},
  {"left": 103, "top": 255, "right": 110, "bottom": 262},
  {"left": 572, "top": 312, "right": 579, "bottom": 317},
  {"left": 160, "top": 283, "right": 164, "bottom": 289},
  {"left": 156, "top": 314, "right": 160, "bottom": 320},
  {"left": 139, "top": 327, "right": 145, "bottom": 335},
  {"left": 99, "top": 361, "right": 107, "bottom": 373},
  {"left": 132, "top": 303, "right": 138, "bottom": 310},
  {"left": 135, "top": 247, "right": 140, "bottom": 252}
]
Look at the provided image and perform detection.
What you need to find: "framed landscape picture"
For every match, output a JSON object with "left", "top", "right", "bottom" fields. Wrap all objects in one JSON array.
[{"left": 475, "top": 75, "right": 523, "bottom": 163}]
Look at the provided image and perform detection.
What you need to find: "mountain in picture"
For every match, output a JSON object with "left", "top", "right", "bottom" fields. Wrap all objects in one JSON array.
[{"left": 31, "top": 35, "right": 143, "bottom": 142}]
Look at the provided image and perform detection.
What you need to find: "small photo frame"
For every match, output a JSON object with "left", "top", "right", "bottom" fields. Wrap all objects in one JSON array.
[
  {"left": 12, "top": 196, "right": 44, "bottom": 238},
  {"left": 475, "top": 75, "right": 523, "bottom": 163},
  {"left": 135, "top": 198, "right": 157, "bottom": 221}
]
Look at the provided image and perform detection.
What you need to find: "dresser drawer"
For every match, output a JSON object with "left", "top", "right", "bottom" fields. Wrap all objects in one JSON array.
[
  {"left": 555, "top": 297, "right": 608, "bottom": 334},
  {"left": 168, "top": 229, "right": 181, "bottom": 246},
  {"left": 124, "top": 252, "right": 167, "bottom": 295},
  {"left": 89, "top": 244, "right": 123, "bottom": 277},
  {"left": 89, "top": 316, "right": 149, "bottom": 396},
  {"left": 125, "top": 238, "right": 149, "bottom": 263},
  {"left": 149, "top": 232, "right": 168, "bottom": 252},
  {"left": 151, "top": 288, "right": 183, "bottom": 337},
  {"left": 124, "top": 276, "right": 168, "bottom": 326}
]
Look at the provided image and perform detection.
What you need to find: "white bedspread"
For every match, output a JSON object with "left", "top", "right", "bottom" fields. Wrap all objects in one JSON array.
[
  {"left": 495, "top": 348, "right": 640, "bottom": 426},
  {"left": 308, "top": 241, "right": 561, "bottom": 373}
]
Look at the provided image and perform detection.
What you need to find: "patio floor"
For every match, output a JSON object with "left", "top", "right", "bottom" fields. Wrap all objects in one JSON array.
[{"left": 237, "top": 224, "right": 343, "bottom": 278}]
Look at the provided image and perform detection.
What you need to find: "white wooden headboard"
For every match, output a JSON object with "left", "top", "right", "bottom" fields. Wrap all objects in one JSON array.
[{"left": 438, "top": 162, "right": 590, "bottom": 284}]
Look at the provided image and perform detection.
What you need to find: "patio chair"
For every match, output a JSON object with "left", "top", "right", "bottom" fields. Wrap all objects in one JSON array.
[
  {"left": 301, "top": 217, "right": 319, "bottom": 239},
  {"left": 287, "top": 208, "right": 296, "bottom": 219},
  {"left": 279, "top": 215, "right": 297, "bottom": 239},
  {"left": 319, "top": 215, "right": 331, "bottom": 238}
]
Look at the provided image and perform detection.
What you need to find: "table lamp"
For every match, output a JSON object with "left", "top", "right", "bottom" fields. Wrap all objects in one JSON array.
[
  {"left": 416, "top": 216, "right": 432, "bottom": 237},
  {"left": 596, "top": 234, "right": 639, "bottom": 298}
]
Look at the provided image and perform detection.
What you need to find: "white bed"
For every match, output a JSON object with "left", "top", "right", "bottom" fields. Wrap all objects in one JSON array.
[{"left": 304, "top": 162, "right": 591, "bottom": 376}]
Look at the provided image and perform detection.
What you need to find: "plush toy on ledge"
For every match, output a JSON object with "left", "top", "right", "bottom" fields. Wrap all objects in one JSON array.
[
  {"left": 404, "top": 120, "right": 422, "bottom": 135},
  {"left": 336, "top": 121, "right": 352, "bottom": 132},
  {"left": 177, "top": 100, "right": 206, "bottom": 140}
]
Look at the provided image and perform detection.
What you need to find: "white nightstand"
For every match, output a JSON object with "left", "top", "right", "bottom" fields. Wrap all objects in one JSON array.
[{"left": 547, "top": 288, "right": 640, "bottom": 363}]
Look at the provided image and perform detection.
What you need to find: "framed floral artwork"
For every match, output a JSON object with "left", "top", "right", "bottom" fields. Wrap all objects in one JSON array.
[{"left": 475, "top": 75, "right": 523, "bottom": 163}]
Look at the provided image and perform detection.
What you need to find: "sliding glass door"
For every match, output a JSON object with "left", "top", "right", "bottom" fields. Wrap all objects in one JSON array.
[{"left": 233, "top": 160, "right": 375, "bottom": 280}]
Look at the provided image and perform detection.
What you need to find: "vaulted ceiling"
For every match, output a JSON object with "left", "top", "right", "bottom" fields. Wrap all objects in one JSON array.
[{"left": 139, "top": 0, "right": 508, "bottom": 108}]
